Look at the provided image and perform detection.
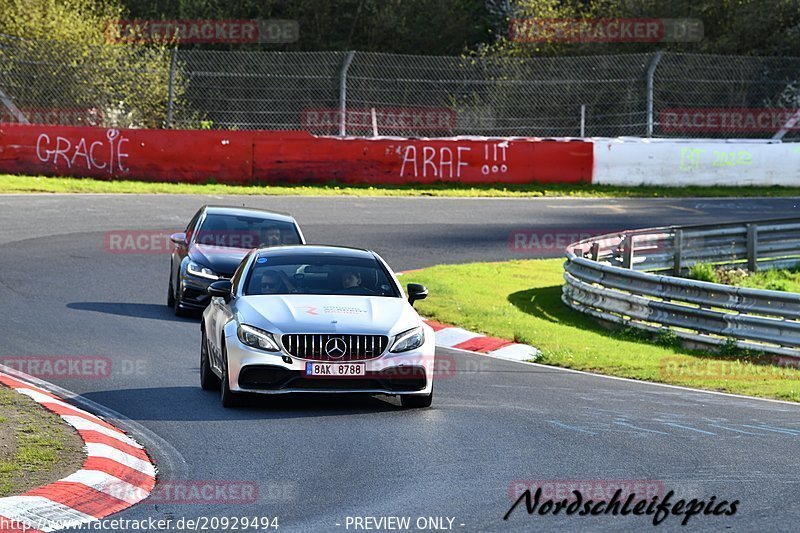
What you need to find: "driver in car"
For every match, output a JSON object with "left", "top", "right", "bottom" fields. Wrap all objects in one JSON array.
[
  {"left": 340, "top": 269, "right": 373, "bottom": 294},
  {"left": 260, "top": 269, "right": 296, "bottom": 294},
  {"left": 261, "top": 226, "right": 283, "bottom": 247}
]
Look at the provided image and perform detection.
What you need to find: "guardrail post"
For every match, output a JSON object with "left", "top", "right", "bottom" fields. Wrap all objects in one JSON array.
[
  {"left": 623, "top": 235, "right": 635, "bottom": 269},
  {"left": 590, "top": 242, "right": 600, "bottom": 261},
  {"left": 673, "top": 229, "right": 683, "bottom": 276},
  {"left": 747, "top": 224, "right": 758, "bottom": 272}
]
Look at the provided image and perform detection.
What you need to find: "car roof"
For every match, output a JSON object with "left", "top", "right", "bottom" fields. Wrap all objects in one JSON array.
[
  {"left": 255, "top": 245, "right": 376, "bottom": 259},
  {"left": 202, "top": 205, "right": 297, "bottom": 223}
]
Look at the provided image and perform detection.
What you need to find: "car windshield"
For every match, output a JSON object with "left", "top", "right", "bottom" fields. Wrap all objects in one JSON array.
[
  {"left": 244, "top": 254, "right": 400, "bottom": 297},
  {"left": 194, "top": 214, "right": 301, "bottom": 249}
]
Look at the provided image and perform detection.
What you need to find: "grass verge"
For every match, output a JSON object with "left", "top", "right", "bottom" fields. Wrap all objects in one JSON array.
[
  {"left": 403, "top": 259, "right": 800, "bottom": 402},
  {"left": 0, "top": 385, "right": 85, "bottom": 496},
  {"left": 4, "top": 174, "right": 800, "bottom": 198}
]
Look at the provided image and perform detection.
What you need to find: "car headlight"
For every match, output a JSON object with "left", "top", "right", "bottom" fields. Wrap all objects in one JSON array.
[
  {"left": 389, "top": 326, "right": 425, "bottom": 353},
  {"left": 237, "top": 324, "right": 280, "bottom": 352},
  {"left": 187, "top": 260, "right": 219, "bottom": 280}
]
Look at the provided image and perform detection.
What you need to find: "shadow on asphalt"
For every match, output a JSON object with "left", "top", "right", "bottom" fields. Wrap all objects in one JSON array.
[
  {"left": 78, "top": 386, "right": 402, "bottom": 420},
  {"left": 66, "top": 302, "right": 198, "bottom": 322}
]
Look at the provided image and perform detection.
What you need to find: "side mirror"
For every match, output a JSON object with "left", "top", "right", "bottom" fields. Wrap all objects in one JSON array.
[
  {"left": 170, "top": 232, "right": 187, "bottom": 245},
  {"left": 208, "top": 279, "right": 233, "bottom": 303},
  {"left": 407, "top": 283, "right": 428, "bottom": 306}
]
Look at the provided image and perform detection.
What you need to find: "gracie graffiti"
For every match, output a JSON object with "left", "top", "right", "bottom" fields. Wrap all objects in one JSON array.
[{"left": 36, "top": 129, "right": 130, "bottom": 173}]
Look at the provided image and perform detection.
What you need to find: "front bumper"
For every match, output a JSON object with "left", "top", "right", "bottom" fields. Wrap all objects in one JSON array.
[
  {"left": 179, "top": 275, "right": 216, "bottom": 310},
  {"left": 224, "top": 327, "right": 435, "bottom": 396}
]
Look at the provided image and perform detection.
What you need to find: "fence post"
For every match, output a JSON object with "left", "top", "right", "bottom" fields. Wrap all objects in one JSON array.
[
  {"left": 580, "top": 104, "right": 586, "bottom": 137},
  {"left": 646, "top": 51, "right": 663, "bottom": 138},
  {"left": 590, "top": 241, "right": 600, "bottom": 261},
  {"left": 672, "top": 229, "right": 683, "bottom": 276},
  {"left": 338, "top": 51, "right": 356, "bottom": 136},
  {"left": 166, "top": 47, "right": 177, "bottom": 129},
  {"left": 747, "top": 224, "right": 758, "bottom": 272}
]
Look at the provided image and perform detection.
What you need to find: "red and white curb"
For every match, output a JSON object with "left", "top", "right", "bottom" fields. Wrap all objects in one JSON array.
[
  {"left": 396, "top": 271, "right": 540, "bottom": 362},
  {"left": 422, "top": 319, "right": 539, "bottom": 362},
  {"left": 0, "top": 372, "right": 155, "bottom": 533}
]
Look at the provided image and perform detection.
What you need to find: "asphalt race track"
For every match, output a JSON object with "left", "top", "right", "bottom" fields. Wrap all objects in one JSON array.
[{"left": 1, "top": 194, "right": 800, "bottom": 532}]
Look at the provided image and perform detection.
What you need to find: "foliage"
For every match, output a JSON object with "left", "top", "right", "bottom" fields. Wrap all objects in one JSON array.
[
  {"left": 123, "top": 0, "right": 494, "bottom": 55},
  {"left": 687, "top": 263, "right": 719, "bottom": 283},
  {"left": 716, "top": 267, "right": 750, "bottom": 286},
  {"left": 0, "top": 0, "right": 184, "bottom": 128},
  {"left": 481, "top": 0, "right": 800, "bottom": 58},
  {"left": 687, "top": 262, "right": 800, "bottom": 294}
]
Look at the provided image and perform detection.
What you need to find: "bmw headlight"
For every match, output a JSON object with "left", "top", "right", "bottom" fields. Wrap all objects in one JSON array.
[
  {"left": 187, "top": 260, "right": 219, "bottom": 280},
  {"left": 237, "top": 324, "right": 280, "bottom": 352},
  {"left": 389, "top": 326, "right": 425, "bottom": 353}
]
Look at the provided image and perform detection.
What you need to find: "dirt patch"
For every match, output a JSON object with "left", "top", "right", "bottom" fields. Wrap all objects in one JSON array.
[{"left": 0, "top": 384, "right": 85, "bottom": 496}]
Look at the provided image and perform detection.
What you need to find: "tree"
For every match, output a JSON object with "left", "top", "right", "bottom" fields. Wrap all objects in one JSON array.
[
  {"left": 0, "top": 0, "right": 182, "bottom": 128},
  {"left": 481, "top": 0, "right": 800, "bottom": 58}
]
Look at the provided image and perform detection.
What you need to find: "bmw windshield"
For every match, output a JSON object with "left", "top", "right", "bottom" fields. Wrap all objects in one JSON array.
[{"left": 243, "top": 254, "right": 400, "bottom": 297}]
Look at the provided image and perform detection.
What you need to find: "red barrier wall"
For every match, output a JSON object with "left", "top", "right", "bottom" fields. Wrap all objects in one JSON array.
[
  {"left": 0, "top": 123, "right": 592, "bottom": 184},
  {"left": 253, "top": 135, "right": 592, "bottom": 184},
  {"left": 0, "top": 124, "right": 257, "bottom": 183}
]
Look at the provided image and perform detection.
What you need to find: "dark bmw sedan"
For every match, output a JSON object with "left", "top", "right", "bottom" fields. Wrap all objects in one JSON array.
[{"left": 168, "top": 206, "right": 305, "bottom": 315}]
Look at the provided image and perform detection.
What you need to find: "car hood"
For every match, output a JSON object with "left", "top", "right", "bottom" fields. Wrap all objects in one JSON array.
[
  {"left": 234, "top": 294, "right": 419, "bottom": 335},
  {"left": 189, "top": 244, "right": 249, "bottom": 278}
]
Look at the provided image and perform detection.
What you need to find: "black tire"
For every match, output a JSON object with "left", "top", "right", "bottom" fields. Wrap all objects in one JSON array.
[
  {"left": 167, "top": 273, "right": 176, "bottom": 308},
  {"left": 401, "top": 392, "right": 433, "bottom": 408},
  {"left": 220, "top": 344, "right": 241, "bottom": 408},
  {"left": 200, "top": 329, "right": 221, "bottom": 391},
  {"left": 173, "top": 282, "right": 190, "bottom": 317}
]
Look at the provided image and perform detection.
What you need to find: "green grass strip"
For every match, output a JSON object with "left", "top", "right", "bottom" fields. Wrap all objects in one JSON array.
[
  {"left": 3, "top": 174, "right": 800, "bottom": 198},
  {"left": 403, "top": 259, "right": 800, "bottom": 402}
]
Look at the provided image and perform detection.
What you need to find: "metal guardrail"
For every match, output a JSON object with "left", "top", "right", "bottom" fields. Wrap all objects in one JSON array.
[{"left": 563, "top": 217, "right": 800, "bottom": 358}]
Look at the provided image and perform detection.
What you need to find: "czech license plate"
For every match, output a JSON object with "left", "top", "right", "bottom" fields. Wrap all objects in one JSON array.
[{"left": 305, "top": 362, "right": 366, "bottom": 377}]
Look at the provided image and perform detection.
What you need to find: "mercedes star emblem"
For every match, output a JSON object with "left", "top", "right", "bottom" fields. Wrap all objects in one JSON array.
[{"left": 325, "top": 337, "right": 347, "bottom": 359}]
